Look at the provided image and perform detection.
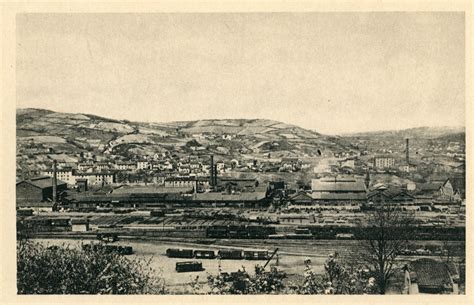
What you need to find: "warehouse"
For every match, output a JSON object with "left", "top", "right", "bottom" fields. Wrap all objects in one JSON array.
[
  {"left": 16, "top": 176, "right": 67, "bottom": 210},
  {"left": 311, "top": 177, "right": 367, "bottom": 210},
  {"left": 64, "top": 187, "right": 269, "bottom": 209}
]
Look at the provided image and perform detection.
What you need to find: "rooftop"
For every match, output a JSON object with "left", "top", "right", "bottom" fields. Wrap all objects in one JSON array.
[
  {"left": 411, "top": 259, "right": 454, "bottom": 289},
  {"left": 112, "top": 185, "right": 194, "bottom": 195},
  {"left": 311, "top": 177, "right": 366, "bottom": 193},
  {"left": 193, "top": 191, "right": 267, "bottom": 202},
  {"left": 17, "top": 176, "right": 67, "bottom": 189}
]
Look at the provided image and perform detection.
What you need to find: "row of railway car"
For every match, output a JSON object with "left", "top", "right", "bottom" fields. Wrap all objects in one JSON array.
[
  {"left": 166, "top": 248, "right": 269, "bottom": 260},
  {"left": 205, "top": 225, "right": 465, "bottom": 241},
  {"left": 17, "top": 215, "right": 465, "bottom": 241},
  {"left": 205, "top": 225, "right": 276, "bottom": 239}
]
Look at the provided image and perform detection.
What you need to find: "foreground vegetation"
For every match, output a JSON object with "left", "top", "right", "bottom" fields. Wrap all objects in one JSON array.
[{"left": 17, "top": 241, "right": 166, "bottom": 294}]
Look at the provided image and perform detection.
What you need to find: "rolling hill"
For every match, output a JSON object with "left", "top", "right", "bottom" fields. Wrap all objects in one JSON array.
[{"left": 16, "top": 108, "right": 355, "bottom": 160}]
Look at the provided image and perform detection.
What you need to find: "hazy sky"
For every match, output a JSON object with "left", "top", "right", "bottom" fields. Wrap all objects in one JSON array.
[{"left": 16, "top": 13, "right": 465, "bottom": 135}]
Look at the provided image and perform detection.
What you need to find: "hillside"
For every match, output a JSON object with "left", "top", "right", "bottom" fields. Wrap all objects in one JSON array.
[
  {"left": 16, "top": 108, "right": 355, "bottom": 160},
  {"left": 343, "top": 126, "right": 465, "bottom": 139}
]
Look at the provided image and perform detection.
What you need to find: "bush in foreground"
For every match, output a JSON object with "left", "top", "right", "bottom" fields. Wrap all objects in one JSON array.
[{"left": 17, "top": 241, "right": 166, "bottom": 294}]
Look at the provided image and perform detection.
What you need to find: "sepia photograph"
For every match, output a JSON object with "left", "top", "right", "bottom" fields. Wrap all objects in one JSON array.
[{"left": 5, "top": 6, "right": 469, "bottom": 299}]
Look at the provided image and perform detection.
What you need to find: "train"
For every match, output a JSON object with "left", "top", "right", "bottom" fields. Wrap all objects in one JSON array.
[
  {"left": 17, "top": 217, "right": 71, "bottom": 233},
  {"left": 206, "top": 225, "right": 465, "bottom": 241},
  {"left": 166, "top": 248, "right": 269, "bottom": 260},
  {"left": 206, "top": 225, "right": 276, "bottom": 239}
]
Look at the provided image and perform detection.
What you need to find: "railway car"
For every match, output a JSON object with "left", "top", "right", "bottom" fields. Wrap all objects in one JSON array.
[
  {"left": 206, "top": 226, "right": 228, "bottom": 238},
  {"left": 243, "top": 250, "right": 269, "bottom": 260},
  {"left": 166, "top": 248, "right": 194, "bottom": 258},
  {"left": 176, "top": 261, "right": 204, "bottom": 273},
  {"left": 218, "top": 249, "right": 243, "bottom": 260},
  {"left": 268, "top": 234, "right": 286, "bottom": 239},
  {"left": 17, "top": 209, "right": 34, "bottom": 216},
  {"left": 193, "top": 250, "right": 216, "bottom": 259},
  {"left": 97, "top": 232, "right": 119, "bottom": 242}
]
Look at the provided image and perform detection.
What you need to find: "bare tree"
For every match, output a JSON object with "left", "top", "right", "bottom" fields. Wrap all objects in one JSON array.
[{"left": 357, "top": 205, "right": 415, "bottom": 294}]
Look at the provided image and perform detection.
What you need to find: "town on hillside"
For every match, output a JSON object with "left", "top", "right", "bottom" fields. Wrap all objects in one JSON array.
[{"left": 16, "top": 109, "right": 466, "bottom": 295}]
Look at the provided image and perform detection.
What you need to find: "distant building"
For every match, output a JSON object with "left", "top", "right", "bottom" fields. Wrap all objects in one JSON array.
[
  {"left": 374, "top": 156, "right": 396, "bottom": 169},
  {"left": 368, "top": 186, "right": 415, "bottom": 206},
  {"left": 418, "top": 182, "right": 444, "bottom": 197},
  {"left": 439, "top": 176, "right": 465, "bottom": 201},
  {"left": 164, "top": 176, "right": 197, "bottom": 188},
  {"left": 218, "top": 177, "right": 259, "bottom": 192},
  {"left": 114, "top": 162, "right": 137, "bottom": 171},
  {"left": 16, "top": 176, "right": 67, "bottom": 209},
  {"left": 339, "top": 158, "right": 355, "bottom": 169},
  {"left": 137, "top": 160, "right": 150, "bottom": 170},
  {"left": 43, "top": 169, "right": 75, "bottom": 185},
  {"left": 73, "top": 172, "right": 115, "bottom": 185},
  {"left": 43, "top": 169, "right": 115, "bottom": 186},
  {"left": 191, "top": 191, "right": 268, "bottom": 208},
  {"left": 311, "top": 176, "right": 367, "bottom": 210},
  {"left": 287, "top": 191, "right": 315, "bottom": 208},
  {"left": 76, "top": 178, "right": 88, "bottom": 192},
  {"left": 78, "top": 162, "right": 94, "bottom": 171},
  {"left": 94, "top": 162, "right": 109, "bottom": 171}
]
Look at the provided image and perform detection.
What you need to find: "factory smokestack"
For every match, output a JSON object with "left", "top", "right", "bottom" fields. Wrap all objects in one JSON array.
[
  {"left": 406, "top": 138, "right": 409, "bottom": 165},
  {"left": 213, "top": 164, "right": 218, "bottom": 187},
  {"left": 210, "top": 155, "right": 215, "bottom": 189},
  {"left": 52, "top": 160, "right": 58, "bottom": 204}
]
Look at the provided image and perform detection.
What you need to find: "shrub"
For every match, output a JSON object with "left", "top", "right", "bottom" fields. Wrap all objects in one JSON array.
[
  {"left": 17, "top": 241, "right": 166, "bottom": 294},
  {"left": 206, "top": 265, "right": 286, "bottom": 295}
]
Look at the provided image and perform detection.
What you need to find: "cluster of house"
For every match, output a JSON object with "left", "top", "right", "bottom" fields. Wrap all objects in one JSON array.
[
  {"left": 16, "top": 158, "right": 466, "bottom": 213},
  {"left": 26, "top": 152, "right": 323, "bottom": 189}
]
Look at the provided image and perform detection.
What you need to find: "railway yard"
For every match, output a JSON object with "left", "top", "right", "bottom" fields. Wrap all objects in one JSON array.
[
  {"left": 19, "top": 206, "right": 465, "bottom": 293},
  {"left": 32, "top": 236, "right": 465, "bottom": 293}
]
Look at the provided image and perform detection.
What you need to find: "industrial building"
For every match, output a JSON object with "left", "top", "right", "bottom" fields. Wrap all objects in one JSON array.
[
  {"left": 311, "top": 176, "right": 367, "bottom": 210},
  {"left": 16, "top": 176, "right": 67, "bottom": 209}
]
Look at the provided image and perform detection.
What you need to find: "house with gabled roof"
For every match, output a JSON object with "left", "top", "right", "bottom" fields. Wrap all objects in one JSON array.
[
  {"left": 404, "top": 258, "right": 459, "bottom": 294},
  {"left": 288, "top": 191, "right": 314, "bottom": 207}
]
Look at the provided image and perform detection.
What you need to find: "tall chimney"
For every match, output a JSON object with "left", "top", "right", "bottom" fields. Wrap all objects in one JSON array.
[
  {"left": 406, "top": 138, "right": 409, "bottom": 165},
  {"left": 52, "top": 160, "right": 58, "bottom": 203},
  {"left": 210, "top": 155, "right": 214, "bottom": 188},
  {"left": 213, "top": 164, "right": 218, "bottom": 187},
  {"left": 364, "top": 169, "right": 370, "bottom": 190}
]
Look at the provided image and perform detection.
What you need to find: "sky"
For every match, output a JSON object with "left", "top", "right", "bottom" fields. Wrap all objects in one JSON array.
[{"left": 16, "top": 13, "right": 465, "bottom": 135}]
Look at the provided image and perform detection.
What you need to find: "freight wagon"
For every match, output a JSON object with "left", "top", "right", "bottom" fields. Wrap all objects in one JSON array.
[
  {"left": 176, "top": 261, "right": 204, "bottom": 273},
  {"left": 17, "top": 217, "right": 72, "bottom": 233},
  {"left": 243, "top": 250, "right": 269, "bottom": 260},
  {"left": 193, "top": 250, "right": 216, "bottom": 259},
  {"left": 17, "top": 209, "right": 34, "bottom": 216},
  {"left": 218, "top": 249, "right": 244, "bottom": 260},
  {"left": 166, "top": 248, "right": 194, "bottom": 258}
]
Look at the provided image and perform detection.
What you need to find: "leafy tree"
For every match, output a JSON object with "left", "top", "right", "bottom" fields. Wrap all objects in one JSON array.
[{"left": 17, "top": 241, "right": 166, "bottom": 294}]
